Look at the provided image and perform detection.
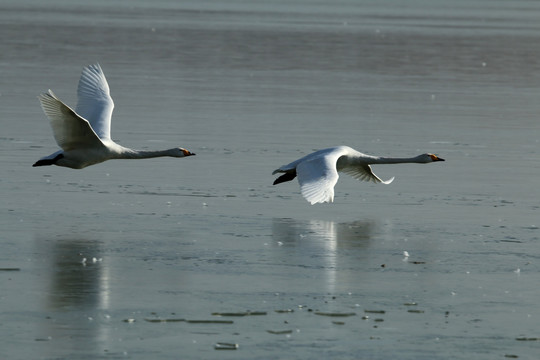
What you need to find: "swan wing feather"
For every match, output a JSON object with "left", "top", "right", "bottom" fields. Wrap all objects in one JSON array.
[
  {"left": 340, "top": 164, "right": 394, "bottom": 184},
  {"left": 296, "top": 156, "right": 339, "bottom": 204},
  {"left": 75, "top": 63, "right": 114, "bottom": 140},
  {"left": 38, "top": 91, "right": 105, "bottom": 151}
]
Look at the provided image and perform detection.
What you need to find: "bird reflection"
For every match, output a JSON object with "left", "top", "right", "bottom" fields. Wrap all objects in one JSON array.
[
  {"left": 271, "top": 218, "right": 375, "bottom": 292},
  {"left": 42, "top": 237, "right": 109, "bottom": 310},
  {"left": 272, "top": 218, "right": 374, "bottom": 248},
  {"left": 34, "top": 234, "right": 111, "bottom": 357}
]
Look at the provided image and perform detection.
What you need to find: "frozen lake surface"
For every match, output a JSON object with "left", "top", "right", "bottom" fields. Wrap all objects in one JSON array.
[{"left": 1, "top": 0, "right": 540, "bottom": 359}]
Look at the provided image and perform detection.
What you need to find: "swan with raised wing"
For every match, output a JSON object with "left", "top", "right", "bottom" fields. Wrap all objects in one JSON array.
[
  {"left": 33, "top": 64, "right": 195, "bottom": 169},
  {"left": 272, "top": 146, "right": 444, "bottom": 204}
]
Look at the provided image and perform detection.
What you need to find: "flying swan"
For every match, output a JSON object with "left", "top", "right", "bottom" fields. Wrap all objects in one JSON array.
[
  {"left": 33, "top": 64, "right": 195, "bottom": 169},
  {"left": 272, "top": 146, "right": 445, "bottom": 204}
]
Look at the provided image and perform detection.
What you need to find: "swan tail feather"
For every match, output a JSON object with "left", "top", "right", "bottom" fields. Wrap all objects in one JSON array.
[
  {"left": 32, "top": 153, "right": 64, "bottom": 167},
  {"left": 273, "top": 172, "right": 297, "bottom": 185}
]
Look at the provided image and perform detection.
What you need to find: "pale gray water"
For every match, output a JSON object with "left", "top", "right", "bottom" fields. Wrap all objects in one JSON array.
[{"left": 1, "top": 0, "right": 540, "bottom": 359}]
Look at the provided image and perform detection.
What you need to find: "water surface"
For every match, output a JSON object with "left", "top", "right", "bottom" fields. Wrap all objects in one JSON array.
[{"left": 1, "top": 0, "right": 540, "bottom": 359}]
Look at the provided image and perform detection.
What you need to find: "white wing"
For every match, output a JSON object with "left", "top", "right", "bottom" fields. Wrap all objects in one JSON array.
[
  {"left": 340, "top": 164, "right": 394, "bottom": 184},
  {"left": 296, "top": 155, "right": 340, "bottom": 205},
  {"left": 75, "top": 63, "right": 114, "bottom": 140},
  {"left": 38, "top": 91, "right": 104, "bottom": 151}
]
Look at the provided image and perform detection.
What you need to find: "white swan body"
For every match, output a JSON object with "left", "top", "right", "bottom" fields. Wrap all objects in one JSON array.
[
  {"left": 272, "top": 146, "right": 445, "bottom": 204},
  {"left": 33, "top": 64, "right": 195, "bottom": 169}
]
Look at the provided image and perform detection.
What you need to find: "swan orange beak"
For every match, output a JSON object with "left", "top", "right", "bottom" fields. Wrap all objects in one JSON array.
[
  {"left": 430, "top": 154, "right": 445, "bottom": 161},
  {"left": 182, "top": 149, "right": 196, "bottom": 156}
]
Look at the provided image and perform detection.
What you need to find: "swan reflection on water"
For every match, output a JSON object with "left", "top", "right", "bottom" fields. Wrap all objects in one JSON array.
[
  {"left": 271, "top": 218, "right": 376, "bottom": 292},
  {"left": 34, "top": 235, "right": 111, "bottom": 356},
  {"left": 271, "top": 218, "right": 375, "bottom": 248},
  {"left": 35, "top": 236, "right": 110, "bottom": 310}
]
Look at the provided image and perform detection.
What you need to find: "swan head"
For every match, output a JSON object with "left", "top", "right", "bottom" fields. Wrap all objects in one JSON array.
[
  {"left": 420, "top": 153, "right": 445, "bottom": 163},
  {"left": 171, "top": 148, "right": 196, "bottom": 157}
]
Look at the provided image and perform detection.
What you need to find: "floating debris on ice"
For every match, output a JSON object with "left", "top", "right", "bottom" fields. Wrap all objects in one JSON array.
[
  {"left": 314, "top": 312, "right": 356, "bottom": 317},
  {"left": 214, "top": 342, "right": 238, "bottom": 350},
  {"left": 364, "top": 310, "right": 385, "bottom": 314},
  {"left": 403, "top": 302, "right": 418, "bottom": 306},
  {"left": 144, "top": 318, "right": 185, "bottom": 323},
  {"left": 35, "top": 336, "right": 52, "bottom": 342},
  {"left": 515, "top": 337, "right": 539, "bottom": 341},
  {"left": 186, "top": 320, "right": 234, "bottom": 324},
  {"left": 212, "top": 311, "right": 266, "bottom": 317},
  {"left": 275, "top": 309, "right": 294, "bottom": 313},
  {"left": 267, "top": 329, "right": 293, "bottom": 335}
]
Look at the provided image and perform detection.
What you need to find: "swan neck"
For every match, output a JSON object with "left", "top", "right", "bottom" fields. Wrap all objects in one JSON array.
[
  {"left": 120, "top": 148, "right": 176, "bottom": 159},
  {"left": 370, "top": 156, "right": 424, "bottom": 164}
]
